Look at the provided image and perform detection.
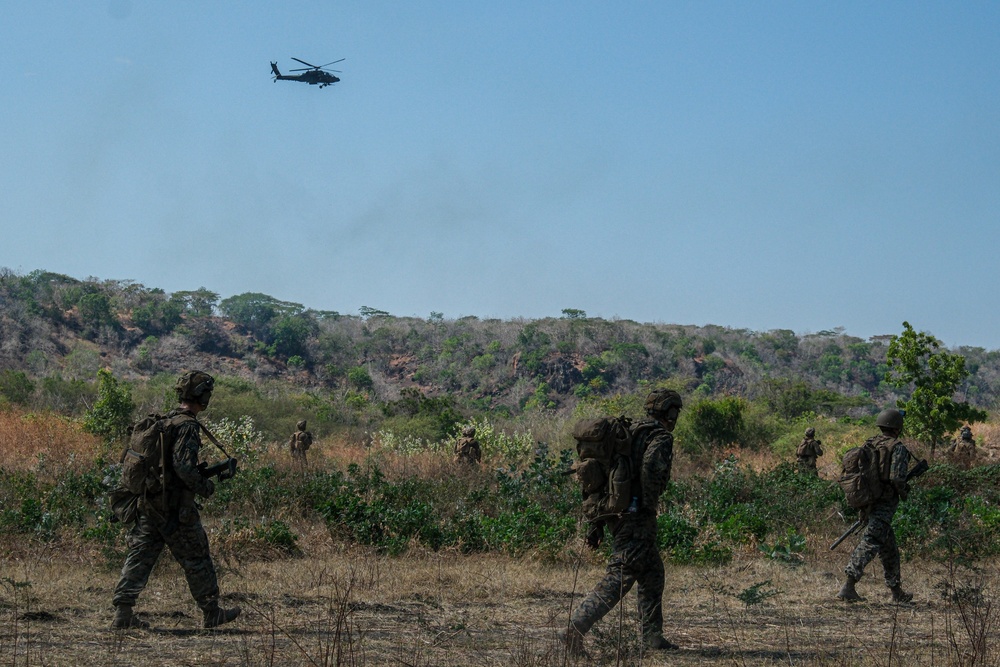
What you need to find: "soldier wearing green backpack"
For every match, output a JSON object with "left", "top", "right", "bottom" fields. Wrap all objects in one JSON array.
[
  {"left": 836, "top": 408, "right": 914, "bottom": 604},
  {"left": 111, "top": 370, "right": 241, "bottom": 631},
  {"left": 562, "top": 389, "right": 683, "bottom": 656}
]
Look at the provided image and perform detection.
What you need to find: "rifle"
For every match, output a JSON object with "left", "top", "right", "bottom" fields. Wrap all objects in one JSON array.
[
  {"left": 829, "top": 457, "right": 931, "bottom": 551},
  {"left": 830, "top": 518, "right": 864, "bottom": 551},
  {"left": 198, "top": 457, "right": 238, "bottom": 482}
]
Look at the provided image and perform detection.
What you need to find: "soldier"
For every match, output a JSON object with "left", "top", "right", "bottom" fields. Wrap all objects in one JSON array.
[
  {"left": 562, "top": 389, "right": 682, "bottom": 655},
  {"left": 837, "top": 408, "right": 913, "bottom": 604},
  {"left": 111, "top": 371, "right": 241, "bottom": 630},
  {"left": 289, "top": 419, "right": 313, "bottom": 468},
  {"left": 947, "top": 425, "right": 977, "bottom": 469},
  {"left": 454, "top": 425, "right": 482, "bottom": 464},
  {"left": 796, "top": 427, "right": 824, "bottom": 476}
]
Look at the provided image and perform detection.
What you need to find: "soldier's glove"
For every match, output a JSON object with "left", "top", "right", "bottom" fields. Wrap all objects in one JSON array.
[
  {"left": 201, "top": 479, "right": 215, "bottom": 499},
  {"left": 585, "top": 523, "right": 604, "bottom": 550}
]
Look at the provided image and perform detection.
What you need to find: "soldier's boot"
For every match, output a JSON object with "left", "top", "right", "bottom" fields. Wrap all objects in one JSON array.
[
  {"left": 890, "top": 585, "right": 913, "bottom": 604},
  {"left": 111, "top": 605, "right": 150, "bottom": 630},
  {"left": 836, "top": 576, "right": 864, "bottom": 602},
  {"left": 203, "top": 605, "right": 241, "bottom": 629},
  {"left": 646, "top": 634, "right": 680, "bottom": 651},
  {"left": 560, "top": 627, "right": 588, "bottom": 659}
]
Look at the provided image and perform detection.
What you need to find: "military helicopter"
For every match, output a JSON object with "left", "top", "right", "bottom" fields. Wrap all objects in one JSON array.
[{"left": 270, "top": 58, "right": 344, "bottom": 88}]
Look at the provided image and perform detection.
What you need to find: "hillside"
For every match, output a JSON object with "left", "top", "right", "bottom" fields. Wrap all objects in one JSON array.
[{"left": 1, "top": 268, "right": 997, "bottom": 447}]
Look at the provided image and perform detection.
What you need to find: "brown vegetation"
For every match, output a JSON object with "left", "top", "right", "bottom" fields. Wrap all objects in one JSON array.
[{"left": 0, "top": 408, "right": 102, "bottom": 473}]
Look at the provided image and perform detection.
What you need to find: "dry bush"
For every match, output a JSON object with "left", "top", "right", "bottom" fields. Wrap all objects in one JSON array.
[{"left": 0, "top": 407, "right": 102, "bottom": 473}]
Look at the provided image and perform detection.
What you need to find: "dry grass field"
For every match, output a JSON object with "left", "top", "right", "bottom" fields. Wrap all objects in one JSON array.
[
  {"left": 1, "top": 529, "right": 998, "bottom": 667},
  {"left": 1, "top": 410, "right": 998, "bottom": 666}
]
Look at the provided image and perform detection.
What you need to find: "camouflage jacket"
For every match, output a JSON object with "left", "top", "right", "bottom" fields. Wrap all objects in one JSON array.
[
  {"left": 630, "top": 418, "right": 675, "bottom": 517},
  {"left": 290, "top": 430, "right": 313, "bottom": 452},
  {"left": 164, "top": 408, "right": 214, "bottom": 505},
  {"left": 796, "top": 438, "right": 823, "bottom": 462}
]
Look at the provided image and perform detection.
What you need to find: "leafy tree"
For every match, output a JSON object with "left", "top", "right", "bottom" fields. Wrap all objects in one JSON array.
[
  {"left": 0, "top": 370, "right": 35, "bottom": 405},
  {"left": 359, "top": 306, "right": 390, "bottom": 320},
  {"left": 77, "top": 292, "right": 118, "bottom": 337},
  {"left": 172, "top": 288, "right": 219, "bottom": 317},
  {"left": 561, "top": 308, "right": 587, "bottom": 320},
  {"left": 219, "top": 292, "right": 302, "bottom": 341},
  {"left": 271, "top": 315, "right": 315, "bottom": 359},
  {"left": 347, "top": 366, "right": 374, "bottom": 391},
  {"left": 83, "top": 369, "right": 136, "bottom": 444},
  {"left": 886, "top": 322, "right": 987, "bottom": 457}
]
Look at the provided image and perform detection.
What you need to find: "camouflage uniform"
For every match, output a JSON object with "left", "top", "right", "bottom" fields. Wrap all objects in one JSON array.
[
  {"left": 113, "top": 408, "right": 222, "bottom": 614},
  {"left": 454, "top": 427, "right": 482, "bottom": 465},
  {"left": 844, "top": 434, "right": 911, "bottom": 589},
  {"left": 569, "top": 419, "right": 674, "bottom": 645},
  {"left": 947, "top": 428, "right": 976, "bottom": 469},
  {"left": 796, "top": 433, "right": 823, "bottom": 476},
  {"left": 289, "top": 420, "right": 313, "bottom": 467}
]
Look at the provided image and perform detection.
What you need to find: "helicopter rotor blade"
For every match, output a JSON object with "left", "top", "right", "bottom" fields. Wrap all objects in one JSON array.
[
  {"left": 289, "top": 67, "right": 311, "bottom": 72},
  {"left": 291, "top": 57, "right": 319, "bottom": 69},
  {"left": 319, "top": 58, "right": 345, "bottom": 68}
]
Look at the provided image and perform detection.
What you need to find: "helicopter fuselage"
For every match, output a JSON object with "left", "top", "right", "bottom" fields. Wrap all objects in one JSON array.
[{"left": 271, "top": 61, "right": 340, "bottom": 88}]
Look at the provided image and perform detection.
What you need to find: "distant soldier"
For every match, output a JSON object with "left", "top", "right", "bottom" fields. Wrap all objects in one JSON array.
[
  {"left": 454, "top": 426, "right": 482, "bottom": 465},
  {"left": 947, "top": 425, "right": 977, "bottom": 469},
  {"left": 289, "top": 420, "right": 313, "bottom": 468},
  {"left": 837, "top": 408, "right": 914, "bottom": 604},
  {"left": 796, "top": 427, "right": 824, "bottom": 476}
]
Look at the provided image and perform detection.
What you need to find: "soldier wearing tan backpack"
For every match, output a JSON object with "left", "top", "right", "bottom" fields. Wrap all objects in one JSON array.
[
  {"left": 562, "top": 389, "right": 683, "bottom": 656},
  {"left": 836, "top": 408, "right": 916, "bottom": 604}
]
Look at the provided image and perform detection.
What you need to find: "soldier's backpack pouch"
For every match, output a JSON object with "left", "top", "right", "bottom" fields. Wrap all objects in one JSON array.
[{"left": 108, "top": 487, "right": 139, "bottom": 524}]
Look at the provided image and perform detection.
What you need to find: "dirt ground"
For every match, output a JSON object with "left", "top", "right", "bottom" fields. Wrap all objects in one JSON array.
[{"left": 1, "top": 523, "right": 997, "bottom": 667}]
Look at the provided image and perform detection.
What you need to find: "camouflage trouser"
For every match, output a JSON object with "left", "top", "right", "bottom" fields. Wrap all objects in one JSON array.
[
  {"left": 570, "top": 514, "right": 664, "bottom": 641},
  {"left": 797, "top": 459, "right": 818, "bottom": 476},
  {"left": 844, "top": 499, "right": 901, "bottom": 588},
  {"left": 112, "top": 509, "right": 220, "bottom": 611}
]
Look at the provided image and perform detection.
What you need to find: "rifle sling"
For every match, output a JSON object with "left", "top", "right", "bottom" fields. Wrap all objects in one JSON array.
[{"left": 196, "top": 421, "right": 234, "bottom": 460}]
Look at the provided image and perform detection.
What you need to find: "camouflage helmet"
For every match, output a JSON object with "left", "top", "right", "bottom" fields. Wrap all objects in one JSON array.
[
  {"left": 175, "top": 370, "right": 215, "bottom": 406},
  {"left": 961, "top": 425, "right": 972, "bottom": 437},
  {"left": 805, "top": 427, "right": 815, "bottom": 437},
  {"left": 644, "top": 389, "right": 683, "bottom": 417},
  {"left": 297, "top": 420, "right": 307, "bottom": 431},
  {"left": 461, "top": 425, "right": 476, "bottom": 437},
  {"left": 875, "top": 408, "right": 905, "bottom": 432}
]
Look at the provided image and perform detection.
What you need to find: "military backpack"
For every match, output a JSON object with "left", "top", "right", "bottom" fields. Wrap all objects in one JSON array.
[
  {"left": 571, "top": 416, "right": 636, "bottom": 521},
  {"left": 838, "top": 436, "right": 892, "bottom": 509},
  {"left": 796, "top": 439, "right": 810, "bottom": 458}
]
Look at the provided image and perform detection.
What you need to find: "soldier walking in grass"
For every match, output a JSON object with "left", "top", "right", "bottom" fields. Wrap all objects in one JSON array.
[
  {"left": 562, "top": 389, "right": 683, "bottom": 656},
  {"left": 289, "top": 419, "right": 313, "bottom": 468},
  {"left": 111, "top": 370, "right": 241, "bottom": 630},
  {"left": 454, "top": 425, "right": 482, "bottom": 465},
  {"left": 947, "top": 425, "right": 977, "bottom": 469},
  {"left": 796, "top": 427, "right": 823, "bottom": 476},
  {"left": 837, "top": 408, "right": 914, "bottom": 604}
]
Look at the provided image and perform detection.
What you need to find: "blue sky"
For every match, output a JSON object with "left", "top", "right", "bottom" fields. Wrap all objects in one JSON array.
[{"left": 4, "top": 2, "right": 999, "bottom": 348}]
